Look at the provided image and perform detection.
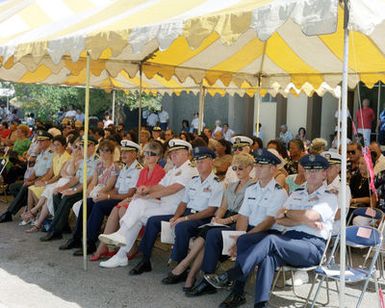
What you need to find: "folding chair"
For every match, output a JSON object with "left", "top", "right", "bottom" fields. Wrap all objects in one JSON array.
[
  {"left": 309, "top": 226, "right": 382, "bottom": 308},
  {"left": 346, "top": 207, "right": 384, "bottom": 267},
  {"left": 271, "top": 236, "right": 332, "bottom": 307},
  {"left": 0, "top": 154, "right": 9, "bottom": 203}
]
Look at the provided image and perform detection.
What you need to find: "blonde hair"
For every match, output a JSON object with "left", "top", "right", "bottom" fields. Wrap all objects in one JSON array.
[
  {"left": 310, "top": 138, "right": 328, "bottom": 154},
  {"left": 232, "top": 153, "right": 254, "bottom": 167}
]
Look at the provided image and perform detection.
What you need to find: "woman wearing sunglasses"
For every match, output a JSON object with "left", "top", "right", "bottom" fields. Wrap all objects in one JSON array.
[
  {"left": 92, "top": 141, "right": 165, "bottom": 261},
  {"left": 167, "top": 153, "right": 254, "bottom": 294}
]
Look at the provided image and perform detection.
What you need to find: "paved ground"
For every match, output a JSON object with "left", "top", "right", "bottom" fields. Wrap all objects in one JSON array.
[{"left": 0, "top": 200, "right": 383, "bottom": 308}]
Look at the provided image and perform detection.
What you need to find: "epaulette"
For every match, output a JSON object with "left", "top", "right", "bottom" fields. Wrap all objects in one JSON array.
[
  {"left": 325, "top": 189, "right": 338, "bottom": 195},
  {"left": 136, "top": 163, "right": 143, "bottom": 169},
  {"left": 214, "top": 176, "right": 221, "bottom": 182},
  {"left": 294, "top": 187, "right": 305, "bottom": 191},
  {"left": 192, "top": 175, "right": 199, "bottom": 179},
  {"left": 275, "top": 183, "right": 282, "bottom": 190},
  {"left": 248, "top": 179, "right": 257, "bottom": 186}
]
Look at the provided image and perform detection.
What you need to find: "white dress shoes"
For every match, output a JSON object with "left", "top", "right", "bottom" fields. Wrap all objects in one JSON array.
[
  {"left": 98, "top": 232, "right": 127, "bottom": 247},
  {"left": 99, "top": 254, "right": 128, "bottom": 268}
]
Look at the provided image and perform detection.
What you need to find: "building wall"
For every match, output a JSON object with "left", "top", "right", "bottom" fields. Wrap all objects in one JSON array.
[
  {"left": 320, "top": 93, "right": 338, "bottom": 144},
  {"left": 286, "top": 93, "right": 308, "bottom": 138},
  {"left": 256, "top": 100, "right": 277, "bottom": 143}
]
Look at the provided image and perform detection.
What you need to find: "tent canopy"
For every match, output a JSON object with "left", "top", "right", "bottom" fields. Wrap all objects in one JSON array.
[{"left": 0, "top": 0, "right": 385, "bottom": 96}]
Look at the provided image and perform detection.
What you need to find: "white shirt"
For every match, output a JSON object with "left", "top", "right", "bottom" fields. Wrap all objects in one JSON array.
[
  {"left": 75, "top": 113, "right": 85, "bottom": 122},
  {"left": 191, "top": 118, "right": 205, "bottom": 130},
  {"left": 374, "top": 154, "right": 385, "bottom": 175},
  {"left": 223, "top": 128, "right": 234, "bottom": 141},
  {"left": 147, "top": 113, "right": 159, "bottom": 127},
  {"left": 239, "top": 179, "right": 287, "bottom": 227},
  {"left": 279, "top": 184, "right": 338, "bottom": 239},
  {"left": 65, "top": 110, "right": 77, "bottom": 118},
  {"left": 103, "top": 119, "right": 113, "bottom": 128},
  {"left": 158, "top": 110, "right": 169, "bottom": 123},
  {"left": 183, "top": 172, "right": 224, "bottom": 212},
  {"left": 159, "top": 160, "right": 198, "bottom": 211},
  {"left": 115, "top": 160, "right": 142, "bottom": 195},
  {"left": 326, "top": 176, "right": 351, "bottom": 235}
]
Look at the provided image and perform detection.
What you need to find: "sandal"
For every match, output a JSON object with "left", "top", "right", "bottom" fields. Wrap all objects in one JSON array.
[{"left": 25, "top": 224, "right": 41, "bottom": 233}]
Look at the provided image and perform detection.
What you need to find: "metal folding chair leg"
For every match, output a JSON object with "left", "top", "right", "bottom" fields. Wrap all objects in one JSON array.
[
  {"left": 310, "top": 276, "right": 327, "bottom": 308},
  {"left": 305, "top": 274, "right": 330, "bottom": 307}
]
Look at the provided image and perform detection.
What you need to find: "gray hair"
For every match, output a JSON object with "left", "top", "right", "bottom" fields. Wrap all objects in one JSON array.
[{"left": 143, "top": 141, "right": 163, "bottom": 156}]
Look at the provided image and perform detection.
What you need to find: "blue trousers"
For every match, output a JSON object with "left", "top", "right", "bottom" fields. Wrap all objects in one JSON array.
[
  {"left": 139, "top": 209, "right": 210, "bottom": 262},
  {"left": 201, "top": 226, "right": 235, "bottom": 273},
  {"left": 73, "top": 198, "right": 120, "bottom": 244},
  {"left": 234, "top": 230, "right": 325, "bottom": 304}
]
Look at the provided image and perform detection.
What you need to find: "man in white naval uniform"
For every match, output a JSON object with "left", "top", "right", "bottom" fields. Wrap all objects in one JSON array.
[{"left": 98, "top": 139, "right": 197, "bottom": 268}]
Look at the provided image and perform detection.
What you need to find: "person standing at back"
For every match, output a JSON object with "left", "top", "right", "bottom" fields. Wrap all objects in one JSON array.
[{"left": 356, "top": 98, "right": 375, "bottom": 146}]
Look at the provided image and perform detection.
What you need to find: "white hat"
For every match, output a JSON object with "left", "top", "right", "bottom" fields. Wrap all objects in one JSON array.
[
  {"left": 267, "top": 148, "right": 286, "bottom": 169},
  {"left": 120, "top": 140, "right": 141, "bottom": 152},
  {"left": 230, "top": 136, "right": 253, "bottom": 147},
  {"left": 168, "top": 138, "right": 192, "bottom": 152},
  {"left": 321, "top": 151, "right": 341, "bottom": 165}
]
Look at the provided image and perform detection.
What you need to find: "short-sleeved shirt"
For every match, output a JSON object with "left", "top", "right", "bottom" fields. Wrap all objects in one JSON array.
[
  {"left": 115, "top": 160, "right": 142, "bottom": 194},
  {"left": 34, "top": 149, "right": 54, "bottom": 177},
  {"left": 183, "top": 173, "right": 224, "bottom": 212},
  {"left": 356, "top": 107, "right": 375, "bottom": 129},
  {"left": 77, "top": 156, "right": 98, "bottom": 184},
  {"left": 159, "top": 160, "right": 198, "bottom": 210},
  {"left": 94, "top": 161, "right": 120, "bottom": 186},
  {"left": 239, "top": 179, "right": 288, "bottom": 227},
  {"left": 136, "top": 163, "right": 165, "bottom": 187},
  {"left": 13, "top": 138, "right": 31, "bottom": 156},
  {"left": 52, "top": 151, "right": 71, "bottom": 176},
  {"left": 279, "top": 184, "right": 338, "bottom": 239},
  {"left": 225, "top": 179, "right": 254, "bottom": 213}
]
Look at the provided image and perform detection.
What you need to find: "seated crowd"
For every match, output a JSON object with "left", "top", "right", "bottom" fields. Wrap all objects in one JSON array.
[{"left": 0, "top": 116, "right": 384, "bottom": 308}]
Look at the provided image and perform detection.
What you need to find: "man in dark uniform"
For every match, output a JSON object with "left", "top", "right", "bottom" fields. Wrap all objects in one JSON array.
[{"left": 205, "top": 154, "right": 338, "bottom": 308}]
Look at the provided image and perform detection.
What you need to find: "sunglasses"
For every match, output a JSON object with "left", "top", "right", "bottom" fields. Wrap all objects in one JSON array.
[
  {"left": 232, "top": 165, "right": 245, "bottom": 171},
  {"left": 232, "top": 146, "right": 245, "bottom": 152},
  {"left": 347, "top": 150, "right": 356, "bottom": 155},
  {"left": 144, "top": 151, "right": 158, "bottom": 157},
  {"left": 100, "top": 148, "right": 112, "bottom": 153}
]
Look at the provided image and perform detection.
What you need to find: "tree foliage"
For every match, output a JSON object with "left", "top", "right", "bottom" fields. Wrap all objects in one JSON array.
[{"left": 5, "top": 83, "right": 163, "bottom": 122}]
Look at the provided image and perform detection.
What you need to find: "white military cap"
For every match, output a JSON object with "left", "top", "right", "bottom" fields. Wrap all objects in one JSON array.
[
  {"left": 321, "top": 151, "right": 342, "bottom": 165},
  {"left": 230, "top": 136, "right": 253, "bottom": 147},
  {"left": 120, "top": 140, "right": 141, "bottom": 152},
  {"left": 168, "top": 138, "right": 192, "bottom": 152}
]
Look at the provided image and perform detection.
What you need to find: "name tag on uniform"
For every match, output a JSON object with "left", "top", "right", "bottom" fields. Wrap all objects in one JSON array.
[
  {"left": 248, "top": 197, "right": 256, "bottom": 200},
  {"left": 189, "top": 188, "right": 196, "bottom": 191},
  {"left": 308, "top": 196, "right": 319, "bottom": 202},
  {"left": 175, "top": 170, "right": 182, "bottom": 176},
  {"left": 203, "top": 187, "right": 211, "bottom": 192}
]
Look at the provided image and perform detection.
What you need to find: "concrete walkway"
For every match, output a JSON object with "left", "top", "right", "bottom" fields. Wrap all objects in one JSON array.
[{"left": 0, "top": 201, "right": 382, "bottom": 308}]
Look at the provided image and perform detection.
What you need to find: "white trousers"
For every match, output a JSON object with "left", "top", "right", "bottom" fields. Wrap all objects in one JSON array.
[
  {"left": 357, "top": 128, "right": 371, "bottom": 147},
  {"left": 116, "top": 198, "right": 175, "bottom": 257}
]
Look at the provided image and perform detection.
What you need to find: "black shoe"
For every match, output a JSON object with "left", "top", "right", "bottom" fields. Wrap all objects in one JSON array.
[
  {"left": 182, "top": 279, "right": 196, "bottom": 292},
  {"left": 254, "top": 302, "right": 268, "bottom": 308},
  {"left": 59, "top": 238, "right": 82, "bottom": 250},
  {"left": 204, "top": 272, "right": 233, "bottom": 289},
  {"left": 219, "top": 291, "right": 246, "bottom": 308},
  {"left": 129, "top": 259, "right": 152, "bottom": 275},
  {"left": 73, "top": 244, "right": 96, "bottom": 256},
  {"left": 161, "top": 270, "right": 188, "bottom": 284},
  {"left": 0, "top": 211, "right": 12, "bottom": 223},
  {"left": 185, "top": 279, "right": 217, "bottom": 297},
  {"left": 40, "top": 232, "right": 63, "bottom": 242}
]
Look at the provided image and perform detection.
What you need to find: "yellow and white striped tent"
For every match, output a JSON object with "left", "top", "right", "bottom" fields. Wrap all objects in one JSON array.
[{"left": 0, "top": 0, "right": 385, "bottom": 97}]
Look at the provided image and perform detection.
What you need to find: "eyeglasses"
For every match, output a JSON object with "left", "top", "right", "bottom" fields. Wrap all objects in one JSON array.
[
  {"left": 347, "top": 150, "right": 356, "bottom": 155},
  {"left": 144, "top": 151, "right": 158, "bottom": 157},
  {"left": 231, "top": 165, "right": 245, "bottom": 171}
]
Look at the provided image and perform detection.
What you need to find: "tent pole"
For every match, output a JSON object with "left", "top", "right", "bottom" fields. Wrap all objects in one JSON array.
[
  {"left": 138, "top": 64, "right": 143, "bottom": 145},
  {"left": 198, "top": 82, "right": 206, "bottom": 135},
  {"left": 255, "top": 75, "right": 262, "bottom": 137},
  {"left": 112, "top": 90, "right": 116, "bottom": 125},
  {"left": 339, "top": 0, "right": 350, "bottom": 306},
  {"left": 377, "top": 81, "right": 381, "bottom": 143},
  {"left": 337, "top": 95, "right": 341, "bottom": 149},
  {"left": 82, "top": 50, "right": 91, "bottom": 271}
]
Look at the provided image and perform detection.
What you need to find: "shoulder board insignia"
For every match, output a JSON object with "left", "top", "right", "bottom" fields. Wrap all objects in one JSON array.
[
  {"left": 275, "top": 183, "right": 282, "bottom": 190},
  {"left": 192, "top": 175, "right": 199, "bottom": 179},
  {"left": 136, "top": 163, "right": 143, "bottom": 169},
  {"left": 294, "top": 187, "right": 305, "bottom": 191},
  {"left": 326, "top": 189, "right": 338, "bottom": 195},
  {"left": 214, "top": 176, "right": 221, "bottom": 182}
]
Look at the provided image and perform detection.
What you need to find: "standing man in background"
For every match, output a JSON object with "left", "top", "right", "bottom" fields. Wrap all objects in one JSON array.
[
  {"left": 158, "top": 107, "right": 169, "bottom": 131},
  {"left": 356, "top": 98, "right": 375, "bottom": 147}
]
